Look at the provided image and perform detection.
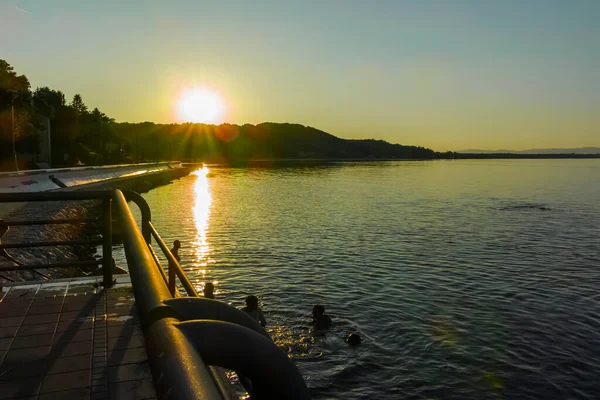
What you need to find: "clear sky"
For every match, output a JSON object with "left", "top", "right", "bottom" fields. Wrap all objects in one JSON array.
[{"left": 1, "top": 0, "right": 599, "bottom": 151}]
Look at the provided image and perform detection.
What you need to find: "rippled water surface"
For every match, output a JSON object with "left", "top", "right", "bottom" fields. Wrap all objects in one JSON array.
[{"left": 119, "top": 160, "right": 600, "bottom": 399}]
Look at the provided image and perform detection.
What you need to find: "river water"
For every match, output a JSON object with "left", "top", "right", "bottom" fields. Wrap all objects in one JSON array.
[{"left": 116, "top": 159, "right": 600, "bottom": 399}]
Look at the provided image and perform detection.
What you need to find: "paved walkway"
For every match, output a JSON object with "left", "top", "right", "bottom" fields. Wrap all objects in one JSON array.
[{"left": 0, "top": 276, "right": 155, "bottom": 400}]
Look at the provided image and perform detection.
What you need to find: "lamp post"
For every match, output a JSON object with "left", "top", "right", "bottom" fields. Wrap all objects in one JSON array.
[
  {"left": 11, "top": 93, "right": 19, "bottom": 171},
  {"left": 40, "top": 115, "right": 52, "bottom": 168}
]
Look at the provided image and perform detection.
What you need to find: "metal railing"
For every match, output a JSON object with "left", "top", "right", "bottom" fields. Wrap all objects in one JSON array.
[
  {"left": 112, "top": 190, "right": 231, "bottom": 399},
  {"left": 147, "top": 221, "right": 199, "bottom": 297},
  {"left": 117, "top": 189, "right": 198, "bottom": 297},
  {"left": 0, "top": 189, "right": 310, "bottom": 399},
  {"left": 0, "top": 191, "right": 113, "bottom": 286},
  {"left": 113, "top": 189, "right": 310, "bottom": 399}
]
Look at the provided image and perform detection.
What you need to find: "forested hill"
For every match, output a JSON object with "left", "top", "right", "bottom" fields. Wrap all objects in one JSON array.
[
  {"left": 0, "top": 58, "right": 434, "bottom": 169},
  {"left": 113, "top": 122, "right": 436, "bottom": 164}
]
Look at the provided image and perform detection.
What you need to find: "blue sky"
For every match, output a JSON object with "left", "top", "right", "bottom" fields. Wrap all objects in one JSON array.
[{"left": 1, "top": 0, "right": 599, "bottom": 150}]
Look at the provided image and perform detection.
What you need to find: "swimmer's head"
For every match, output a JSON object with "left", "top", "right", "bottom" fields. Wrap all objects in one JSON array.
[
  {"left": 204, "top": 282, "right": 214, "bottom": 294},
  {"left": 173, "top": 240, "right": 181, "bottom": 249},
  {"left": 346, "top": 333, "right": 362, "bottom": 346},
  {"left": 313, "top": 304, "right": 326, "bottom": 317},
  {"left": 245, "top": 295, "right": 259, "bottom": 309}
]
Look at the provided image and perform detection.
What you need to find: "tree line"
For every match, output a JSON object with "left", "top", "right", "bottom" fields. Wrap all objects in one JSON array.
[
  {"left": 0, "top": 59, "right": 118, "bottom": 170},
  {"left": 1, "top": 59, "right": 436, "bottom": 171}
]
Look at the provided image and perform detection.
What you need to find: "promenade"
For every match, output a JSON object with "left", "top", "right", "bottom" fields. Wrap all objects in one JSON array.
[{"left": 0, "top": 276, "right": 154, "bottom": 400}]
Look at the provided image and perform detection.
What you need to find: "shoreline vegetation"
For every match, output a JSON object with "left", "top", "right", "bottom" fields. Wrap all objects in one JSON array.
[{"left": 1, "top": 58, "right": 598, "bottom": 173}]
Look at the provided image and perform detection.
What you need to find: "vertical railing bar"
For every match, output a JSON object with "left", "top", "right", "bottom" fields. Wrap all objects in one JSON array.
[
  {"left": 102, "top": 197, "right": 113, "bottom": 287},
  {"left": 168, "top": 266, "right": 177, "bottom": 297},
  {"left": 148, "top": 244, "right": 169, "bottom": 286}
]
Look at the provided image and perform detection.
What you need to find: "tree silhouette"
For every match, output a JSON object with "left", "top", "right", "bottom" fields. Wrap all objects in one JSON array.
[
  {"left": 0, "top": 59, "right": 35, "bottom": 169},
  {"left": 71, "top": 94, "right": 88, "bottom": 116},
  {"left": 1, "top": 57, "right": 440, "bottom": 170}
]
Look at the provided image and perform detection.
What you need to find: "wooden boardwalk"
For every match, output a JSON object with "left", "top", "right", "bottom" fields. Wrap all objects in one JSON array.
[{"left": 0, "top": 276, "right": 155, "bottom": 400}]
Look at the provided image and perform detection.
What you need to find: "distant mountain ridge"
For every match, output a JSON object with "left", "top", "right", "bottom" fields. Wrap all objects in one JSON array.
[
  {"left": 457, "top": 147, "right": 600, "bottom": 154},
  {"left": 111, "top": 122, "right": 437, "bottom": 163}
]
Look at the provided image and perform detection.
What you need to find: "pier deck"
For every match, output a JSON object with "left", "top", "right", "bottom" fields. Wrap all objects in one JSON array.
[{"left": 0, "top": 276, "right": 155, "bottom": 400}]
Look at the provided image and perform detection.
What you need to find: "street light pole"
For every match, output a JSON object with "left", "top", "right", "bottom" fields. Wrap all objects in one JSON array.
[
  {"left": 45, "top": 115, "right": 51, "bottom": 168},
  {"left": 11, "top": 96, "right": 18, "bottom": 171}
]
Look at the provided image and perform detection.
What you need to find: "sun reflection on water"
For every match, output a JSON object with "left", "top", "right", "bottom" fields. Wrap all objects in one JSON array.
[{"left": 192, "top": 166, "right": 213, "bottom": 277}]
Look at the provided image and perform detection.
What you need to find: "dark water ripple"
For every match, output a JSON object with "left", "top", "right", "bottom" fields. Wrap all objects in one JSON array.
[{"left": 114, "top": 160, "right": 600, "bottom": 399}]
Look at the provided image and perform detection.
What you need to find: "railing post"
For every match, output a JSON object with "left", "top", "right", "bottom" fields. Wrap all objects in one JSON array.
[
  {"left": 122, "top": 190, "right": 152, "bottom": 244},
  {"left": 102, "top": 197, "right": 113, "bottom": 287},
  {"left": 168, "top": 265, "right": 176, "bottom": 296},
  {"left": 141, "top": 213, "right": 151, "bottom": 245}
]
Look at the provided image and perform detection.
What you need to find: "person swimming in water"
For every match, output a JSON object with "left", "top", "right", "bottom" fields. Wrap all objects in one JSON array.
[
  {"left": 312, "top": 304, "right": 332, "bottom": 329},
  {"left": 346, "top": 333, "right": 362, "bottom": 346},
  {"left": 203, "top": 282, "right": 215, "bottom": 299},
  {"left": 241, "top": 295, "right": 266, "bottom": 328}
]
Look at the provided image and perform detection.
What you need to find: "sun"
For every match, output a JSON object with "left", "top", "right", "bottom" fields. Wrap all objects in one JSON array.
[{"left": 176, "top": 87, "right": 225, "bottom": 124}]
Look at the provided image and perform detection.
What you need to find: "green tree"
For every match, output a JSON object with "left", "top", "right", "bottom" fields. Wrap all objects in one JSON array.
[
  {"left": 71, "top": 94, "right": 88, "bottom": 115},
  {"left": 82, "top": 107, "right": 115, "bottom": 165},
  {"left": 33, "top": 87, "right": 65, "bottom": 118},
  {"left": 33, "top": 87, "right": 79, "bottom": 166},
  {"left": 0, "top": 59, "right": 34, "bottom": 170}
]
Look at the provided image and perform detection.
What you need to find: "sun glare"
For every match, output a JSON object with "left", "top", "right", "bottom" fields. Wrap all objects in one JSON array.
[
  {"left": 177, "top": 87, "right": 225, "bottom": 124},
  {"left": 192, "top": 165, "right": 212, "bottom": 268}
]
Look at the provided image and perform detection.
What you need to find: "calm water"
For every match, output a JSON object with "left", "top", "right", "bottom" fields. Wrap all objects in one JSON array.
[{"left": 118, "top": 160, "right": 600, "bottom": 399}]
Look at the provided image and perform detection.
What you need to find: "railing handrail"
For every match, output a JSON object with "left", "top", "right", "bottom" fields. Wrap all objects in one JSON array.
[
  {"left": 0, "top": 260, "right": 100, "bottom": 273},
  {"left": 0, "top": 218, "right": 98, "bottom": 226},
  {"left": 112, "top": 190, "right": 172, "bottom": 317},
  {"left": 112, "top": 189, "right": 225, "bottom": 399},
  {"left": 0, "top": 190, "right": 111, "bottom": 202},
  {"left": 126, "top": 192, "right": 310, "bottom": 399},
  {"left": 0, "top": 238, "right": 103, "bottom": 249},
  {"left": 1, "top": 189, "right": 309, "bottom": 399}
]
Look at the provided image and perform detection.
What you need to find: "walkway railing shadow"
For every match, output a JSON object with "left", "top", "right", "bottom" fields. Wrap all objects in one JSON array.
[{"left": 1, "top": 290, "right": 100, "bottom": 398}]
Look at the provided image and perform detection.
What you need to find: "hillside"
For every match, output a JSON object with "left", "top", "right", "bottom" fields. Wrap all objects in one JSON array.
[
  {"left": 111, "top": 122, "right": 436, "bottom": 164},
  {"left": 0, "top": 58, "right": 435, "bottom": 170}
]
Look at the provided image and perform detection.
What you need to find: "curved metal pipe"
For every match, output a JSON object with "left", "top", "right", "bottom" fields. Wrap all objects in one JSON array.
[
  {"left": 146, "top": 318, "right": 225, "bottom": 400},
  {"left": 112, "top": 190, "right": 171, "bottom": 322},
  {"left": 122, "top": 189, "right": 152, "bottom": 243},
  {"left": 164, "top": 297, "right": 270, "bottom": 339},
  {"left": 177, "top": 320, "right": 310, "bottom": 400}
]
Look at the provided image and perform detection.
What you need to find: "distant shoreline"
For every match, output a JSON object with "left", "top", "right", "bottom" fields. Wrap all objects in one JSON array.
[
  {"left": 185, "top": 154, "right": 600, "bottom": 166},
  {"left": 444, "top": 153, "right": 600, "bottom": 159}
]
